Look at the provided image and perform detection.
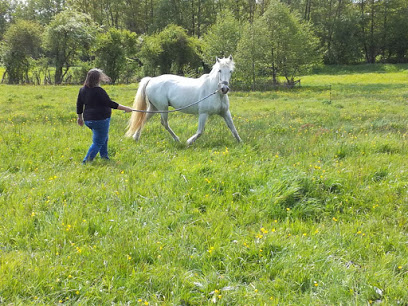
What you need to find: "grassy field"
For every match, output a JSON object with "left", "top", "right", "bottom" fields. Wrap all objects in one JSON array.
[{"left": 1, "top": 64, "right": 408, "bottom": 304}]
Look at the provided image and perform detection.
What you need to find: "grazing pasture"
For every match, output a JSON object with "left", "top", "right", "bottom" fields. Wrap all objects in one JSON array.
[{"left": 1, "top": 65, "right": 408, "bottom": 304}]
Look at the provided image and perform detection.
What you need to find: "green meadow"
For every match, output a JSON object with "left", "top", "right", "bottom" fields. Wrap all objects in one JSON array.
[{"left": 1, "top": 65, "right": 408, "bottom": 304}]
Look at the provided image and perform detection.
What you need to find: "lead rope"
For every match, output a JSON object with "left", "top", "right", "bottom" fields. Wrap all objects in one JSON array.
[{"left": 130, "top": 89, "right": 219, "bottom": 114}]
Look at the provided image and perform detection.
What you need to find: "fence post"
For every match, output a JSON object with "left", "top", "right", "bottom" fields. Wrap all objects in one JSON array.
[{"left": 330, "top": 84, "right": 332, "bottom": 103}]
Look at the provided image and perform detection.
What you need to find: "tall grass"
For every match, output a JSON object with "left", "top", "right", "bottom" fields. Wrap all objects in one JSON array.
[{"left": 1, "top": 66, "right": 408, "bottom": 304}]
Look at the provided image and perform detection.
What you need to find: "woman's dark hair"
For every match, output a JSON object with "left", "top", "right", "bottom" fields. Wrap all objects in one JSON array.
[{"left": 84, "top": 68, "right": 111, "bottom": 88}]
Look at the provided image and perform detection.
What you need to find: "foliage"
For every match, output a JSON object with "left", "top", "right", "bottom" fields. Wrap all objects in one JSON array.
[
  {"left": 1, "top": 0, "right": 408, "bottom": 85},
  {"left": 348, "top": 0, "right": 408, "bottom": 63},
  {"left": 30, "top": 57, "right": 53, "bottom": 85},
  {"left": 150, "top": 0, "right": 219, "bottom": 36},
  {"left": 14, "top": 0, "right": 66, "bottom": 25},
  {"left": 0, "top": 19, "right": 42, "bottom": 84},
  {"left": 2, "top": 0, "right": 408, "bottom": 68},
  {"left": 324, "top": 12, "right": 362, "bottom": 65},
  {"left": 43, "top": 10, "right": 97, "bottom": 84},
  {"left": 1, "top": 65, "right": 408, "bottom": 304},
  {"left": 139, "top": 24, "right": 202, "bottom": 76},
  {"left": 94, "top": 28, "right": 139, "bottom": 84},
  {"left": 0, "top": 0, "right": 12, "bottom": 39},
  {"left": 236, "top": 0, "right": 321, "bottom": 88},
  {"left": 384, "top": 0, "right": 408, "bottom": 63},
  {"left": 234, "top": 22, "right": 264, "bottom": 90},
  {"left": 289, "top": 0, "right": 362, "bottom": 65},
  {"left": 201, "top": 10, "right": 242, "bottom": 68}
]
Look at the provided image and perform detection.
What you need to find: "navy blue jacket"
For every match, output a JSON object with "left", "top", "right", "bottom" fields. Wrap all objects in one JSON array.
[{"left": 76, "top": 86, "right": 119, "bottom": 121}]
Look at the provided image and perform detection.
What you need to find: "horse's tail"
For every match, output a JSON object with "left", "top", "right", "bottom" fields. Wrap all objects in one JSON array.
[{"left": 125, "top": 77, "right": 151, "bottom": 138}]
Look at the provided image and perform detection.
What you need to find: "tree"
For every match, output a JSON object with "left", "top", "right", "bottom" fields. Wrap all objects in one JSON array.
[
  {"left": 15, "top": 0, "right": 66, "bottom": 24},
  {"left": 327, "top": 12, "right": 363, "bottom": 64},
  {"left": 236, "top": 0, "right": 321, "bottom": 89},
  {"left": 313, "top": 0, "right": 362, "bottom": 64},
  {"left": 234, "top": 21, "right": 264, "bottom": 90},
  {"left": 358, "top": 0, "right": 379, "bottom": 63},
  {"left": 139, "top": 24, "right": 202, "bottom": 75},
  {"left": 0, "top": 0, "right": 12, "bottom": 39},
  {"left": 385, "top": 0, "right": 408, "bottom": 62},
  {"left": 201, "top": 10, "right": 241, "bottom": 68},
  {"left": 43, "top": 10, "right": 97, "bottom": 84},
  {"left": 121, "top": 0, "right": 154, "bottom": 34},
  {"left": 1, "top": 19, "right": 42, "bottom": 84},
  {"left": 223, "top": 0, "right": 258, "bottom": 24},
  {"left": 94, "top": 28, "right": 139, "bottom": 84}
]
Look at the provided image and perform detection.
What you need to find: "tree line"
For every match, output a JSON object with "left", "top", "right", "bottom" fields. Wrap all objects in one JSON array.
[{"left": 1, "top": 0, "right": 407, "bottom": 89}]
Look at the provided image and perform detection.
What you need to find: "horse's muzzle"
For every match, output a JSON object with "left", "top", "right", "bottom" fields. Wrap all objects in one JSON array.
[{"left": 219, "top": 81, "right": 230, "bottom": 94}]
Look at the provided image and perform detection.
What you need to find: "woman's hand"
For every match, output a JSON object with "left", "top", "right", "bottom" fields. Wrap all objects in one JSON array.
[
  {"left": 118, "top": 105, "right": 134, "bottom": 113},
  {"left": 77, "top": 115, "right": 84, "bottom": 126}
]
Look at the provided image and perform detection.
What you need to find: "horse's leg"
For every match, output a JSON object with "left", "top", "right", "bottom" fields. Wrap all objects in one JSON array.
[
  {"left": 133, "top": 104, "right": 157, "bottom": 141},
  {"left": 221, "top": 110, "right": 242, "bottom": 142},
  {"left": 187, "top": 113, "right": 208, "bottom": 146},
  {"left": 160, "top": 112, "right": 180, "bottom": 142}
]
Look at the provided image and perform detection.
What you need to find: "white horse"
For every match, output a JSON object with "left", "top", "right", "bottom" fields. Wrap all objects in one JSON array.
[{"left": 125, "top": 56, "right": 242, "bottom": 145}]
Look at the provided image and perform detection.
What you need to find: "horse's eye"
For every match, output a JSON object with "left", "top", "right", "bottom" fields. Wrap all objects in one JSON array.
[{"left": 218, "top": 70, "right": 221, "bottom": 73}]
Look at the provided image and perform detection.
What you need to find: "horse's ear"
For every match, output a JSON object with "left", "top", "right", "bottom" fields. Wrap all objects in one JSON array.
[
  {"left": 229, "top": 55, "right": 233, "bottom": 61},
  {"left": 216, "top": 57, "right": 220, "bottom": 63}
]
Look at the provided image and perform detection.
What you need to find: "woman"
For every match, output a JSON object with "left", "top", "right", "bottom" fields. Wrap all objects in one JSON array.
[{"left": 76, "top": 68, "right": 133, "bottom": 163}]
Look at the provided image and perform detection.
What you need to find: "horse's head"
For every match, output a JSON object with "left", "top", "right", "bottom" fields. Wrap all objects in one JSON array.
[{"left": 215, "top": 55, "right": 234, "bottom": 95}]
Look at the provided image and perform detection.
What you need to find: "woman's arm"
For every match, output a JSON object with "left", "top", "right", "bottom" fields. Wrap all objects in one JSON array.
[
  {"left": 97, "top": 87, "right": 133, "bottom": 112},
  {"left": 76, "top": 89, "right": 85, "bottom": 126},
  {"left": 117, "top": 104, "right": 134, "bottom": 113}
]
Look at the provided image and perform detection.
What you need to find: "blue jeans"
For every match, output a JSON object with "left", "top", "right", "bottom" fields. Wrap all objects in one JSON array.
[{"left": 83, "top": 118, "right": 110, "bottom": 162}]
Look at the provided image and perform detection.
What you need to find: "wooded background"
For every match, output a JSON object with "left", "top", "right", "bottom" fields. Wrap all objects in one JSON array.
[{"left": 1, "top": 0, "right": 407, "bottom": 87}]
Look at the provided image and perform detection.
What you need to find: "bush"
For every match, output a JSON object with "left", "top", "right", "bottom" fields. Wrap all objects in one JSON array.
[
  {"left": 94, "top": 28, "right": 139, "bottom": 84},
  {"left": 139, "top": 24, "right": 203, "bottom": 76},
  {"left": 1, "top": 20, "right": 42, "bottom": 84}
]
